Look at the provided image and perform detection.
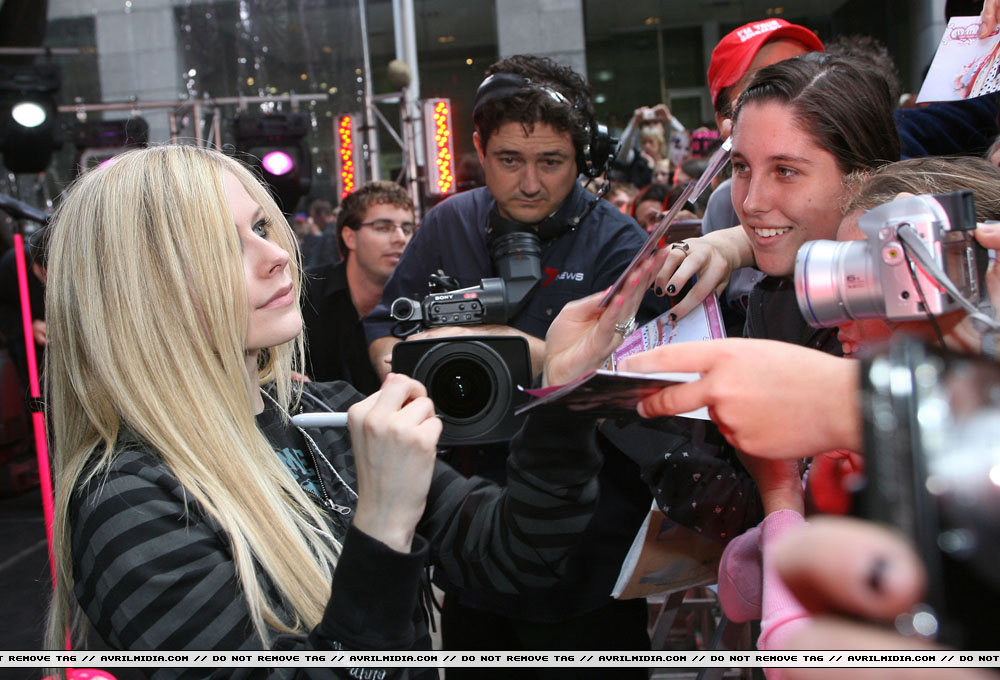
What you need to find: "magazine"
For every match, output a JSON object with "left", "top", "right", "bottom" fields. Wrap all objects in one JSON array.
[
  {"left": 611, "top": 501, "right": 724, "bottom": 600},
  {"left": 515, "top": 369, "right": 700, "bottom": 418},
  {"left": 515, "top": 294, "right": 726, "bottom": 420},
  {"left": 917, "top": 16, "right": 1000, "bottom": 102},
  {"left": 608, "top": 290, "right": 726, "bottom": 369},
  {"left": 515, "top": 294, "right": 729, "bottom": 599}
]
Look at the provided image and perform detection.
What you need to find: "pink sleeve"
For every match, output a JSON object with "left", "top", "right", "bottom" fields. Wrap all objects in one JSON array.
[
  {"left": 757, "top": 509, "right": 809, "bottom": 656},
  {"left": 717, "top": 524, "right": 763, "bottom": 623}
]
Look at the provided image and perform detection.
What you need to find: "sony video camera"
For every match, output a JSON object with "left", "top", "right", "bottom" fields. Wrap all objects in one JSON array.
[
  {"left": 794, "top": 191, "right": 989, "bottom": 327},
  {"left": 390, "top": 210, "right": 542, "bottom": 333},
  {"left": 857, "top": 337, "right": 1000, "bottom": 648}
]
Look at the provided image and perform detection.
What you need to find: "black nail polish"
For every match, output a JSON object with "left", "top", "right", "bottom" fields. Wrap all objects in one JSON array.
[
  {"left": 666, "top": 284, "right": 676, "bottom": 295},
  {"left": 867, "top": 556, "right": 889, "bottom": 593},
  {"left": 655, "top": 286, "right": 664, "bottom": 296}
]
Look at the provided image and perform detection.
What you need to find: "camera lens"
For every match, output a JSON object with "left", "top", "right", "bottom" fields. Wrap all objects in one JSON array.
[
  {"left": 429, "top": 357, "right": 493, "bottom": 420},
  {"left": 794, "top": 239, "right": 883, "bottom": 327},
  {"left": 392, "top": 337, "right": 529, "bottom": 445},
  {"left": 390, "top": 297, "right": 416, "bottom": 321},
  {"left": 489, "top": 231, "right": 543, "bottom": 261},
  {"left": 410, "top": 340, "right": 513, "bottom": 441}
]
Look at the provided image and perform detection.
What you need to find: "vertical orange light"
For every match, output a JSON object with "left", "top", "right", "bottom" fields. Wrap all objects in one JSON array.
[
  {"left": 337, "top": 114, "right": 356, "bottom": 199},
  {"left": 422, "top": 98, "right": 455, "bottom": 196}
]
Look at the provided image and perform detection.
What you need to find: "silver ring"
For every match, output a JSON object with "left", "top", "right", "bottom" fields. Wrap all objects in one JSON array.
[
  {"left": 614, "top": 317, "right": 637, "bottom": 336},
  {"left": 671, "top": 241, "right": 690, "bottom": 254}
]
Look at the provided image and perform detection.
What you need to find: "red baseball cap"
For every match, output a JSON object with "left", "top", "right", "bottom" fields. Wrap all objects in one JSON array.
[{"left": 708, "top": 19, "right": 824, "bottom": 108}]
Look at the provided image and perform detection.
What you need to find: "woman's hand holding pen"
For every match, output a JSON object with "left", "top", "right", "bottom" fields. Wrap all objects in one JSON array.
[{"left": 348, "top": 373, "right": 442, "bottom": 552}]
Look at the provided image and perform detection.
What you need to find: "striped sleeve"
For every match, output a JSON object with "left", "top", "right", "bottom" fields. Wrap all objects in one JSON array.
[
  {"left": 70, "top": 450, "right": 432, "bottom": 680},
  {"left": 71, "top": 452, "right": 257, "bottom": 653},
  {"left": 418, "top": 411, "right": 602, "bottom": 592}
]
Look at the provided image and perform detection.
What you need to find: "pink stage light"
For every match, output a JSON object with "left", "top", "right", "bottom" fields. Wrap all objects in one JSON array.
[{"left": 261, "top": 150, "right": 295, "bottom": 176}]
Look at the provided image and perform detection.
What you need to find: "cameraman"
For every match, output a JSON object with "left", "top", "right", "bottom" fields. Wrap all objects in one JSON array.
[
  {"left": 364, "top": 55, "right": 657, "bottom": 674},
  {"left": 366, "top": 55, "right": 654, "bottom": 379}
]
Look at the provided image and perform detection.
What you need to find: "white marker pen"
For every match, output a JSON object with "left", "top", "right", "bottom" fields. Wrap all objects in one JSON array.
[{"left": 291, "top": 412, "right": 350, "bottom": 428}]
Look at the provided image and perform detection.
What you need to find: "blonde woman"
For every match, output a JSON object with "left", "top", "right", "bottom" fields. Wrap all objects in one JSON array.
[
  {"left": 638, "top": 127, "right": 668, "bottom": 173},
  {"left": 45, "top": 145, "right": 656, "bottom": 678}
]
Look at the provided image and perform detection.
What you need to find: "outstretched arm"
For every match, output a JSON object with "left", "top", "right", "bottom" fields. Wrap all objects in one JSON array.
[{"left": 620, "top": 338, "right": 863, "bottom": 459}]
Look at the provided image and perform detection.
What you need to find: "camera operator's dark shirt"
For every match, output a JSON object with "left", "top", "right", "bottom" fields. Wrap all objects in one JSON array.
[
  {"left": 365, "top": 182, "right": 661, "bottom": 625},
  {"left": 364, "top": 182, "right": 656, "bottom": 345},
  {"left": 301, "top": 259, "right": 381, "bottom": 396}
]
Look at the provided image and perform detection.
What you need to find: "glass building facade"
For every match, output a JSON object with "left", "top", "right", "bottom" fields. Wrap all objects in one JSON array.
[{"left": 1, "top": 0, "right": 941, "bottom": 210}]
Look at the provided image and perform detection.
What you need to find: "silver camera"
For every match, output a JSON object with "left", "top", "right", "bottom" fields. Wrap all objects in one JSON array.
[{"left": 794, "top": 191, "right": 987, "bottom": 327}]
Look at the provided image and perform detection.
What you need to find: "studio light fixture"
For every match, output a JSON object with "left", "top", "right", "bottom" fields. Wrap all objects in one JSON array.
[
  {"left": 0, "top": 63, "right": 63, "bottom": 174},
  {"left": 233, "top": 112, "right": 313, "bottom": 213}
]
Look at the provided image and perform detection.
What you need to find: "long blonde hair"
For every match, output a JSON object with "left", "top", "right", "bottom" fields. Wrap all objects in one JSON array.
[{"left": 45, "top": 145, "right": 338, "bottom": 650}]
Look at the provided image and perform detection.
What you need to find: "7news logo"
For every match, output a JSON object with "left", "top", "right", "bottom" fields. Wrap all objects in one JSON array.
[{"left": 542, "top": 268, "right": 585, "bottom": 286}]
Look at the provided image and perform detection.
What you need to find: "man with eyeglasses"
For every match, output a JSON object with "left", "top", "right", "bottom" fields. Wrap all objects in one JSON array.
[{"left": 301, "top": 180, "right": 415, "bottom": 395}]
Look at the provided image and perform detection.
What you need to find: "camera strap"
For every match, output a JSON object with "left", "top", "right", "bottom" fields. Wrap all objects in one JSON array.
[{"left": 897, "top": 226, "right": 1000, "bottom": 334}]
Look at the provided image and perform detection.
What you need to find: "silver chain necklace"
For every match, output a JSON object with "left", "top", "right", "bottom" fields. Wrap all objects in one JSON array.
[{"left": 260, "top": 389, "right": 358, "bottom": 511}]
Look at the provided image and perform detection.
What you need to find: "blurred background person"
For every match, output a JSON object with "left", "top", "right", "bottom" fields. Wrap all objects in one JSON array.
[
  {"left": 611, "top": 103, "right": 683, "bottom": 188},
  {"left": 631, "top": 182, "right": 670, "bottom": 233},
  {"left": 606, "top": 181, "right": 639, "bottom": 214},
  {"left": 651, "top": 158, "right": 673, "bottom": 186},
  {"left": 301, "top": 199, "right": 340, "bottom": 269},
  {"left": 301, "top": 181, "right": 414, "bottom": 395},
  {"left": 291, "top": 212, "right": 311, "bottom": 243},
  {"left": 638, "top": 125, "right": 668, "bottom": 186}
]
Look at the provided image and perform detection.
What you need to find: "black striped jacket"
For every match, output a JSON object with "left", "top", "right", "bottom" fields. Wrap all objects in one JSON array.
[{"left": 70, "top": 381, "right": 602, "bottom": 679}]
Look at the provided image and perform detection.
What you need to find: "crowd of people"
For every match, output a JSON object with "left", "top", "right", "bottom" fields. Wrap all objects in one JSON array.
[{"left": 21, "top": 1, "right": 1000, "bottom": 679}]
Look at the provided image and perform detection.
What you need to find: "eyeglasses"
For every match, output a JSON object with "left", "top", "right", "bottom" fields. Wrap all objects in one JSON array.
[{"left": 357, "top": 219, "right": 415, "bottom": 237}]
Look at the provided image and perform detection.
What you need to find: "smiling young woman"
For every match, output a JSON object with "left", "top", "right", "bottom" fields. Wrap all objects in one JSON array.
[
  {"left": 729, "top": 53, "right": 899, "bottom": 277},
  {"left": 650, "top": 53, "right": 900, "bottom": 336}
]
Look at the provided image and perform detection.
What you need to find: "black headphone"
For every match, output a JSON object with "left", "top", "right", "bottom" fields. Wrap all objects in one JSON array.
[{"left": 472, "top": 72, "right": 616, "bottom": 180}]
